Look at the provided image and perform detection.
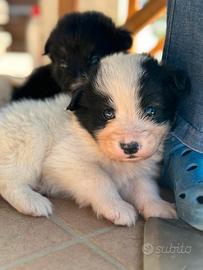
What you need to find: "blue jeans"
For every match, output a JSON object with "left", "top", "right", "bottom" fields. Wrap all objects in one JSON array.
[{"left": 162, "top": 0, "right": 203, "bottom": 152}]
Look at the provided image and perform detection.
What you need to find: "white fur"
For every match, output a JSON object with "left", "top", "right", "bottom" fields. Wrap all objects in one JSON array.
[{"left": 0, "top": 54, "right": 176, "bottom": 226}]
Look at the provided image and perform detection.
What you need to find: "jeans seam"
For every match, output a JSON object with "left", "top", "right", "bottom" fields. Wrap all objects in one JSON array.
[
  {"left": 163, "top": 0, "right": 177, "bottom": 63},
  {"left": 176, "top": 113, "right": 203, "bottom": 133}
]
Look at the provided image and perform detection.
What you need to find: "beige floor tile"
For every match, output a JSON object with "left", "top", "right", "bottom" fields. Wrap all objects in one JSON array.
[
  {"left": 0, "top": 197, "right": 72, "bottom": 267},
  {"left": 51, "top": 198, "right": 112, "bottom": 234},
  {"left": 91, "top": 218, "right": 144, "bottom": 270},
  {"left": 12, "top": 244, "right": 119, "bottom": 270}
]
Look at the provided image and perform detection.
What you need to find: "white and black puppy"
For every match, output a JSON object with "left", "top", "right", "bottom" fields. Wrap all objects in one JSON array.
[{"left": 0, "top": 53, "right": 188, "bottom": 226}]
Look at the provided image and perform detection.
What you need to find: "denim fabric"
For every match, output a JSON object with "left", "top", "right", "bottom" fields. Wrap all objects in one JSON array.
[{"left": 162, "top": 0, "right": 203, "bottom": 153}]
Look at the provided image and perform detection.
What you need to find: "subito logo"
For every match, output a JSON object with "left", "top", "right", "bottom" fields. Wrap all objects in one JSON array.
[{"left": 142, "top": 243, "right": 154, "bottom": 255}]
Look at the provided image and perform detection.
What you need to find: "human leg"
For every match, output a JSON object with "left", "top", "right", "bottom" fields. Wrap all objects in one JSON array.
[{"left": 162, "top": 0, "right": 203, "bottom": 230}]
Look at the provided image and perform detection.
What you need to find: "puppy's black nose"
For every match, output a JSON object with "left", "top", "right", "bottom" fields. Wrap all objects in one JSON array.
[{"left": 120, "top": 142, "right": 139, "bottom": 155}]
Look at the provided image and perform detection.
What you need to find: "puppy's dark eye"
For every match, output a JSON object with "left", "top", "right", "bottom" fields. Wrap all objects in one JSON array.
[
  {"left": 89, "top": 55, "right": 100, "bottom": 66},
  {"left": 144, "top": 106, "right": 156, "bottom": 117},
  {"left": 103, "top": 108, "right": 115, "bottom": 120},
  {"left": 59, "top": 61, "right": 68, "bottom": 68}
]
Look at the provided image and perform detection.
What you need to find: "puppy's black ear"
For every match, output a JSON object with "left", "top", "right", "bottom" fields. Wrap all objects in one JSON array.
[
  {"left": 66, "top": 89, "right": 84, "bottom": 111},
  {"left": 43, "top": 30, "right": 54, "bottom": 55},
  {"left": 115, "top": 27, "right": 133, "bottom": 51},
  {"left": 43, "top": 38, "right": 51, "bottom": 55},
  {"left": 167, "top": 69, "right": 190, "bottom": 100}
]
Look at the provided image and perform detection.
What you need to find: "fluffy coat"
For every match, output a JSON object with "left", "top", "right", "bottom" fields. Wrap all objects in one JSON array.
[{"left": 0, "top": 53, "right": 188, "bottom": 226}]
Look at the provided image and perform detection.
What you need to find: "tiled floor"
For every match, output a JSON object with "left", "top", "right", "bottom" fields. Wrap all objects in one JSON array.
[{"left": 0, "top": 196, "right": 144, "bottom": 270}]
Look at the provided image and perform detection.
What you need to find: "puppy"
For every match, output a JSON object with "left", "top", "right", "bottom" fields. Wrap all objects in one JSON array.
[
  {"left": 12, "top": 11, "right": 132, "bottom": 101},
  {"left": 0, "top": 53, "right": 188, "bottom": 226}
]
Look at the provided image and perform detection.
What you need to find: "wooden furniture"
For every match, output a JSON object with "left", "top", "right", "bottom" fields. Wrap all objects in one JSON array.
[
  {"left": 125, "top": 0, "right": 167, "bottom": 55},
  {"left": 58, "top": 0, "right": 166, "bottom": 55},
  {"left": 58, "top": 0, "right": 78, "bottom": 17}
]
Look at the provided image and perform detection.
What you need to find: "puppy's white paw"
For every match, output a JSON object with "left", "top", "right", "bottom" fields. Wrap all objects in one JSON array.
[
  {"left": 100, "top": 200, "right": 138, "bottom": 226},
  {"left": 142, "top": 200, "right": 177, "bottom": 220},
  {"left": 23, "top": 192, "right": 53, "bottom": 217},
  {"left": 2, "top": 187, "right": 53, "bottom": 217}
]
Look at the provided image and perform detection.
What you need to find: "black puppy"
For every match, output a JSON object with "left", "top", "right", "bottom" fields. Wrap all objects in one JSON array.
[{"left": 13, "top": 11, "right": 132, "bottom": 101}]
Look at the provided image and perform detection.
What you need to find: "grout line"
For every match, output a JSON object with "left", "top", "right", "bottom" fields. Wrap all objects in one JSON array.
[
  {"left": 50, "top": 214, "right": 114, "bottom": 239},
  {"left": 1, "top": 215, "right": 126, "bottom": 270},
  {"left": 85, "top": 241, "right": 127, "bottom": 270},
  {"left": 50, "top": 215, "right": 127, "bottom": 270},
  {"left": 85, "top": 226, "right": 113, "bottom": 238},
  {"left": 0, "top": 239, "right": 81, "bottom": 270},
  {"left": 49, "top": 215, "right": 84, "bottom": 238}
]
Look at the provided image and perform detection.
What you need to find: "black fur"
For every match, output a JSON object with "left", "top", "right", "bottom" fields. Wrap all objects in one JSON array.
[
  {"left": 67, "top": 64, "right": 112, "bottom": 137},
  {"left": 13, "top": 65, "right": 61, "bottom": 100},
  {"left": 72, "top": 88, "right": 110, "bottom": 137},
  {"left": 139, "top": 55, "right": 190, "bottom": 124},
  {"left": 12, "top": 11, "right": 132, "bottom": 101}
]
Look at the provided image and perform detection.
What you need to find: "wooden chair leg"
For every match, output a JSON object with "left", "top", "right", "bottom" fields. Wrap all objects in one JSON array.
[
  {"left": 150, "top": 37, "right": 165, "bottom": 56},
  {"left": 58, "top": 0, "right": 79, "bottom": 18},
  {"left": 124, "top": 0, "right": 166, "bottom": 34},
  {"left": 127, "top": 0, "right": 139, "bottom": 19},
  {"left": 127, "top": 0, "right": 139, "bottom": 52}
]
